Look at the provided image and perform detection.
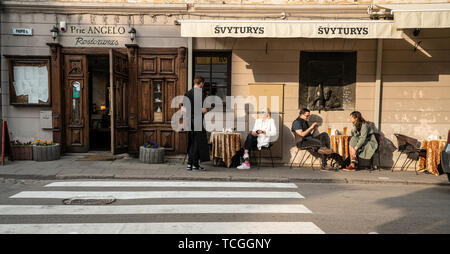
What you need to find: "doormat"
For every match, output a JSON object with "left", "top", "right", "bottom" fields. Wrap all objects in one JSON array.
[{"left": 75, "top": 155, "right": 123, "bottom": 161}]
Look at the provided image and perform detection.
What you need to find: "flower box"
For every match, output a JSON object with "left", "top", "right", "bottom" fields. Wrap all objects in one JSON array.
[
  {"left": 11, "top": 145, "right": 33, "bottom": 160},
  {"left": 32, "top": 143, "right": 61, "bottom": 161},
  {"left": 139, "top": 146, "right": 165, "bottom": 164}
]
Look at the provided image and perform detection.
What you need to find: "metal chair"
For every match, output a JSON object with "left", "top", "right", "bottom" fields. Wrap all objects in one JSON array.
[
  {"left": 289, "top": 131, "right": 320, "bottom": 171},
  {"left": 253, "top": 143, "right": 275, "bottom": 169},
  {"left": 391, "top": 133, "right": 426, "bottom": 174}
]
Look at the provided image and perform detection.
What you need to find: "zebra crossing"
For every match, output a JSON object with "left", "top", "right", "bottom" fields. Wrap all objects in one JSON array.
[{"left": 0, "top": 180, "right": 324, "bottom": 234}]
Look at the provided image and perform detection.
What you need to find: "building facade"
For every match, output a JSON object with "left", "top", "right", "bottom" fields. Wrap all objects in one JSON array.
[{"left": 1, "top": 0, "right": 449, "bottom": 169}]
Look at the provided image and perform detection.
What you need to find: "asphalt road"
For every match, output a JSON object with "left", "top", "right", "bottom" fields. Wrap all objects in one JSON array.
[{"left": 0, "top": 178, "right": 448, "bottom": 234}]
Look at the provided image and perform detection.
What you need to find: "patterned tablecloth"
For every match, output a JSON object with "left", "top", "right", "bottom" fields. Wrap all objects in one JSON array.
[
  {"left": 418, "top": 140, "right": 446, "bottom": 176},
  {"left": 209, "top": 132, "right": 242, "bottom": 168},
  {"left": 330, "top": 135, "right": 352, "bottom": 159}
]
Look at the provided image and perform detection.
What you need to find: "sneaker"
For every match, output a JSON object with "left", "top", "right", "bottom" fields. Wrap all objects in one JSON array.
[
  {"left": 243, "top": 153, "right": 249, "bottom": 160},
  {"left": 320, "top": 165, "right": 334, "bottom": 171},
  {"left": 192, "top": 166, "right": 206, "bottom": 171},
  {"left": 187, "top": 164, "right": 192, "bottom": 171},
  {"left": 343, "top": 165, "right": 357, "bottom": 171},
  {"left": 237, "top": 162, "right": 251, "bottom": 170}
]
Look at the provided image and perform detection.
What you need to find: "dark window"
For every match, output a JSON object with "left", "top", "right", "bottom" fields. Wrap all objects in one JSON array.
[
  {"left": 299, "top": 51, "right": 356, "bottom": 111},
  {"left": 193, "top": 52, "right": 231, "bottom": 100}
]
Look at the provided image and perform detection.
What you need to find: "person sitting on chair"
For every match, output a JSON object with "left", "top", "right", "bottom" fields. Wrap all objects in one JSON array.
[
  {"left": 343, "top": 111, "right": 378, "bottom": 171},
  {"left": 237, "top": 108, "right": 277, "bottom": 170},
  {"left": 291, "top": 108, "right": 333, "bottom": 171}
]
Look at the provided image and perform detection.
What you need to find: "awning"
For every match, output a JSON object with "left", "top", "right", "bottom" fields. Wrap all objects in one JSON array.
[
  {"left": 178, "top": 20, "right": 403, "bottom": 39},
  {"left": 376, "top": 3, "right": 450, "bottom": 29}
]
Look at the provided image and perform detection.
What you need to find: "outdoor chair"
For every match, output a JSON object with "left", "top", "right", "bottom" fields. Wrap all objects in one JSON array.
[
  {"left": 367, "top": 132, "right": 383, "bottom": 173},
  {"left": 391, "top": 133, "right": 426, "bottom": 174},
  {"left": 289, "top": 131, "right": 320, "bottom": 171},
  {"left": 251, "top": 143, "right": 275, "bottom": 169}
]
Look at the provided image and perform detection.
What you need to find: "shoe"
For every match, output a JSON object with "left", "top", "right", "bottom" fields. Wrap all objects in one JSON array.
[
  {"left": 243, "top": 153, "right": 249, "bottom": 160},
  {"left": 318, "top": 147, "right": 333, "bottom": 155},
  {"left": 192, "top": 166, "right": 206, "bottom": 171},
  {"left": 237, "top": 162, "right": 251, "bottom": 170},
  {"left": 320, "top": 165, "right": 334, "bottom": 171},
  {"left": 343, "top": 165, "right": 357, "bottom": 171},
  {"left": 187, "top": 164, "right": 192, "bottom": 171}
]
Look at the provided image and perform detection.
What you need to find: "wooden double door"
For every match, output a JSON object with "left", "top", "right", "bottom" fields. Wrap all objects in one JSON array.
[
  {"left": 60, "top": 47, "right": 187, "bottom": 155},
  {"left": 63, "top": 49, "right": 128, "bottom": 154}
]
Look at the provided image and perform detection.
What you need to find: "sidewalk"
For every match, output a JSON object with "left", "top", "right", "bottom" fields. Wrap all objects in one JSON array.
[{"left": 0, "top": 155, "right": 449, "bottom": 186}]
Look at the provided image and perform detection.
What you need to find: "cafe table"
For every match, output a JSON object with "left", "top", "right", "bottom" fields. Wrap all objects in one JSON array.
[
  {"left": 209, "top": 132, "right": 242, "bottom": 168},
  {"left": 330, "top": 135, "right": 352, "bottom": 159},
  {"left": 418, "top": 139, "right": 447, "bottom": 176}
]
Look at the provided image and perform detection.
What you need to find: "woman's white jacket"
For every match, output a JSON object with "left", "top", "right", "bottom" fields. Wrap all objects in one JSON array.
[{"left": 252, "top": 118, "right": 277, "bottom": 150}]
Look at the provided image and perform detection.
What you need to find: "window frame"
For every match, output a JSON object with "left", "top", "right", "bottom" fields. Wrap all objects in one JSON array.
[
  {"left": 192, "top": 51, "right": 232, "bottom": 98},
  {"left": 299, "top": 51, "right": 357, "bottom": 111},
  {"left": 6, "top": 55, "right": 51, "bottom": 106}
]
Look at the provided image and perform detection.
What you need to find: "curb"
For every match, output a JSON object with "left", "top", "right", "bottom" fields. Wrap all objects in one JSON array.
[{"left": 0, "top": 173, "right": 448, "bottom": 186}]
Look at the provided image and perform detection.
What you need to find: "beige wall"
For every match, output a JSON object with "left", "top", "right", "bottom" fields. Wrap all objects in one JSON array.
[{"left": 194, "top": 32, "right": 450, "bottom": 169}]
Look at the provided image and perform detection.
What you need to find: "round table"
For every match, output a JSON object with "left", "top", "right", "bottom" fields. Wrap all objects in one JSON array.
[
  {"left": 418, "top": 139, "right": 447, "bottom": 176},
  {"left": 209, "top": 132, "right": 242, "bottom": 168},
  {"left": 330, "top": 135, "right": 352, "bottom": 159}
]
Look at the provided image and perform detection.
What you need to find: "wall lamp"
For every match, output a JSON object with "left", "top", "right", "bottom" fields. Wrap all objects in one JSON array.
[
  {"left": 129, "top": 27, "right": 136, "bottom": 42},
  {"left": 50, "top": 26, "right": 59, "bottom": 41}
]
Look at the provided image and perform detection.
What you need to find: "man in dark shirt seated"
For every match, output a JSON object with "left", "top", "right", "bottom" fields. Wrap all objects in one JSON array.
[{"left": 292, "top": 108, "right": 333, "bottom": 171}]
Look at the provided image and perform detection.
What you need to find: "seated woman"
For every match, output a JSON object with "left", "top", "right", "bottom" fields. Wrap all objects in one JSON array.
[
  {"left": 343, "top": 111, "right": 378, "bottom": 171},
  {"left": 237, "top": 108, "right": 277, "bottom": 169}
]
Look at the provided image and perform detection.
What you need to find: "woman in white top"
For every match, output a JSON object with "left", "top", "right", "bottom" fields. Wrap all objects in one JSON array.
[{"left": 237, "top": 108, "right": 277, "bottom": 169}]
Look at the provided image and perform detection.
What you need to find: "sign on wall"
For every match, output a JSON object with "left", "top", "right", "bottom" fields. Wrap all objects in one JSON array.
[
  {"left": 12, "top": 28, "right": 33, "bottom": 36},
  {"left": 60, "top": 25, "right": 130, "bottom": 47}
]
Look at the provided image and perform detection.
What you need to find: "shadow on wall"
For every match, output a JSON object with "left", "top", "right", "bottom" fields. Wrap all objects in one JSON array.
[{"left": 375, "top": 186, "right": 450, "bottom": 233}]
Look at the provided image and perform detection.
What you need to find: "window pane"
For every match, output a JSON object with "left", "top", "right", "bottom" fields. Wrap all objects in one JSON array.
[{"left": 194, "top": 53, "right": 230, "bottom": 98}]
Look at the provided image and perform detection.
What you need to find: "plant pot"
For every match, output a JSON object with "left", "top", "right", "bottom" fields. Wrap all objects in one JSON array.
[
  {"left": 139, "top": 146, "right": 164, "bottom": 164},
  {"left": 32, "top": 144, "right": 61, "bottom": 161},
  {"left": 11, "top": 146, "right": 33, "bottom": 160}
]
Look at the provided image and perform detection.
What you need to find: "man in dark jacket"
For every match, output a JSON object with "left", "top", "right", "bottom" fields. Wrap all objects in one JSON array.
[
  {"left": 292, "top": 108, "right": 332, "bottom": 171},
  {"left": 184, "top": 76, "right": 210, "bottom": 171}
]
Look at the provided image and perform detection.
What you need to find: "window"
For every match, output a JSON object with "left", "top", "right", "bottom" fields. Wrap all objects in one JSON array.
[
  {"left": 299, "top": 51, "right": 356, "bottom": 111},
  {"left": 6, "top": 56, "right": 51, "bottom": 106},
  {"left": 193, "top": 52, "right": 231, "bottom": 100}
]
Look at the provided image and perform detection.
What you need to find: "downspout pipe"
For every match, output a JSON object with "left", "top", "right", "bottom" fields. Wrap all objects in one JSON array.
[{"left": 374, "top": 39, "right": 383, "bottom": 131}]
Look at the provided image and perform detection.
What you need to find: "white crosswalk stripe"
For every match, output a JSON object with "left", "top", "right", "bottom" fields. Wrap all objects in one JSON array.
[
  {"left": 45, "top": 181, "right": 298, "bottom": 188},
  {"left": 0, "top": 204, "right": 312, "bottom": 215},
  {"left": 0, "top": 222, "right": 325, "bottom": 234},
  {"left": 10, "top": 191, "right": 304, "bottom": 199},
  {"left": 1, "top": 180, "right": 325, "bottom": 234}
]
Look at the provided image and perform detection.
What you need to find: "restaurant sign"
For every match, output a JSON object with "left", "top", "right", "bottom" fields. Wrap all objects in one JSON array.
[
  {"left": 181, "top": 20, "right": 403, "bottom": 39},
  {"left": 61, "top": 25, "right": 129, "bottom": 47}
]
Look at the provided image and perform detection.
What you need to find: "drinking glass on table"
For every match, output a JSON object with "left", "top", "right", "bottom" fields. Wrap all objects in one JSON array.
[
  {"left": 328, "top": 128, "right": 331, "bottom": 136},
  {"left": 343, "top": 127, "right": 348, "bottom": 136}
]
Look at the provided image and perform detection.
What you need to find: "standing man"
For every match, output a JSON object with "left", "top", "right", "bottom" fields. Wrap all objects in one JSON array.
[
  {"left": 184, "top": 76, "right": 210, "bottom": 171},
  {"left": 292, "top": 108, "right": 333, "bottom": 171}
]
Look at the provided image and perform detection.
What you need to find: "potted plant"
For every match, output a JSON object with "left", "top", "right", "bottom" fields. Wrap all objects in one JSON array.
[
  {"left": 32, "top": 139, "right": 61, "bottom": 161},
  {"left": 10, "top": 140, "right": 33, "bottom": 160},
  {"left": 139, "top": 140, "right": 164, "bottom": 164}
]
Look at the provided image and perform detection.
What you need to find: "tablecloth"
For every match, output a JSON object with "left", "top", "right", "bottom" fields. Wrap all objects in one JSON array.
[
  {"left": 418, "top": 139, "right": 446, "bottom": 176},
  {"left": 330, "top": 135, "right": 352, "bottom": 159},
  {"left": 209, "top": 132, "right": 242, "bottom": 168}
]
